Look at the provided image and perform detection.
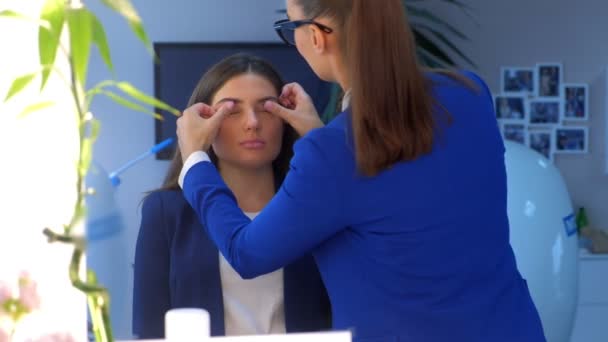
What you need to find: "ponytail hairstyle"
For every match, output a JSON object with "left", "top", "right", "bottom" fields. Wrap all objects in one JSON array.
[{"left": 297, "top": 0, "right": 451, "bottom": 176}]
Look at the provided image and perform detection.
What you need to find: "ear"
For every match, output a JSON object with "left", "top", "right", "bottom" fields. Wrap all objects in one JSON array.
[{"left": 308, "top": 25, "right": 327, "bottom": 54}]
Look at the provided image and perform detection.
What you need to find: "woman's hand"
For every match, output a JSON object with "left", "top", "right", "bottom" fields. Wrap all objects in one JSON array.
[
  {"left": 176, "top": 101, "right": 234, "bottom": 162},
  {"left": 264, "top": 82, "right": 324, "bottom": 136}
]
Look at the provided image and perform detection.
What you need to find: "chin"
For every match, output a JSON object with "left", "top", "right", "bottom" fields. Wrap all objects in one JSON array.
[{"left": 233, "top": 155, "right": 276, "bottom": 170}]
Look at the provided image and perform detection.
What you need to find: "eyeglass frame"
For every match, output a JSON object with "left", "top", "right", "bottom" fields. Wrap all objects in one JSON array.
[{"left": 273, "top": 19, "right": 334, "bottom": 46}]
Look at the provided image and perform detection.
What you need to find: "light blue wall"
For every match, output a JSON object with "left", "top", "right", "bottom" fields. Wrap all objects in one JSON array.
[
  {"left": 420, "top": 0, "right": 608, "bottom": 230},
  {"left": 86, "top": 0, "right": 285, "bottom": 338}
]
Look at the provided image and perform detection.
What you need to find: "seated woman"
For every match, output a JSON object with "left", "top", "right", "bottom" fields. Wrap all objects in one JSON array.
[{"left": 132, "top": 54, "right": 331, "bottom": 339}]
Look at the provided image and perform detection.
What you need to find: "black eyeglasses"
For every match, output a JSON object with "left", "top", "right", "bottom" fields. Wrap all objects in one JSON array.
[{"left": 273, "top": 19, "right": 333, "bottom": 46}]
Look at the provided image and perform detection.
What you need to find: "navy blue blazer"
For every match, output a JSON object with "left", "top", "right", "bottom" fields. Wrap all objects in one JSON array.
[{"left": 133, "top": 190, "right": 331, "bottom": 339}]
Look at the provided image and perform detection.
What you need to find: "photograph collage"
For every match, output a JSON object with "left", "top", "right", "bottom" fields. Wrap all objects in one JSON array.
[{"left": 494, "top": 63, "right": 589, "bottom": 161}]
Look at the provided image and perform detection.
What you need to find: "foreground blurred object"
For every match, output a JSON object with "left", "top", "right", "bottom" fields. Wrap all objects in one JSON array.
[
  {"left": 504, "top": 141, "right": 578, "bottom": 342},
  {"left": 85, "top": 163, "right": 130, "bottom": 338},
  {"left": 85, "top": 139, "right": 175, "bottom": 337},
  {"left": 0, "top": 0, "right": 179, "bottom": 341}
]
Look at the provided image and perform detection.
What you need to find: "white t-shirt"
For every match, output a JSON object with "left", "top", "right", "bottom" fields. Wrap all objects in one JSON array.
[{"left": 219, "top": 212, "right": 286, "bottom": 336}]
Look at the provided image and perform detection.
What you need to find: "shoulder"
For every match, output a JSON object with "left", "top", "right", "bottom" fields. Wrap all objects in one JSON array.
[
  {"left": 293, "top": 117, "right": 352, "bottom": 175},
  {"left": 142, "top": 190, "right": 189, "bottom": 213},
  {"left": 139, "top": 190, "right": 202, "bottom": 243},
  {"left": 299, "top": 112, "right": 349, "bottom": 153},
  {"left": 140, "top": 190, "right": 193, "bottom": 231},
  {"left": 428, "top": 70, "right": 493, "bottom": 101}
]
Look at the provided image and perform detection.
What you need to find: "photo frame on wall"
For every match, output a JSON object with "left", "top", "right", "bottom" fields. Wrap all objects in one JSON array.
[
  {"left": 502, "top": 123, "right": 527, "bottom": 145},
  {"left": 528, "top": 128, "right": 554, "bottom": 161},
  {"left": 536, "top": 63, "right": 563, "bottom": 98},
  {"left": 562, "top": 83, "right": 589, "bottom": 121},
  {"left": 494, "top": 94, "right": 526, "bottom": 121},
  {"left": 555, "top": 126, "right": 588, "bottom": 154},
  {"left": 500, "top": 67, "right": 536, "bottom": 96},
  {"left": 528, "top": 98, "right": 562, "bottom": 126}
]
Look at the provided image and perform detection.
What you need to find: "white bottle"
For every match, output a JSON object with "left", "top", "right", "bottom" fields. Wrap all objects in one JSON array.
[{"left": 165, "top": 308, "right": 210, "bottom": 341}]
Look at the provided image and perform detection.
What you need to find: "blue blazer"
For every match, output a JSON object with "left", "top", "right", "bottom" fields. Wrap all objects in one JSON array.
[
  {"left": 181, "top": 72, "right": 546, "bottom": 341},
  {"left": 132, "top": 190, "right": 331, "bottom": 339}
]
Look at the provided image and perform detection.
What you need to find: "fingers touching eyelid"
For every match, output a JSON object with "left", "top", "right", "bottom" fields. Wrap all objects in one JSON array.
[{"left": 226, "top": 108, "right": 273, "bottom": 116}]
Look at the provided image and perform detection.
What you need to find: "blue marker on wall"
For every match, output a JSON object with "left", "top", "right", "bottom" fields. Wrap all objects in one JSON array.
[{"left": 109, "top": 137, "right": 175, "bottom": 187}]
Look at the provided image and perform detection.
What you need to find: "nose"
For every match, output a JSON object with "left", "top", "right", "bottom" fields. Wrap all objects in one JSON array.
[{"left": 244, "top": 109, "right": 259, "bottom": 131}]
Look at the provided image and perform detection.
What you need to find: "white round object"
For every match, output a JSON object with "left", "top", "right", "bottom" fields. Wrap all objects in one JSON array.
[
  {"left": 165, "top": 308, "right": 210, "bottom": 341},
  {"left": 504, "top": 141, "right": 578, "bottom": 342}
]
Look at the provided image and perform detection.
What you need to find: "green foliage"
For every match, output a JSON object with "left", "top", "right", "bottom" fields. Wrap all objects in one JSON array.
[
  {"left": 1, "top": 1, "right": 179, "bottom": 341},
  {"left": 405, "top": 0, "right": 477, "bottom": 68},
  {"left": 39, "top": 0, "right": 65, "bottom": 90}
]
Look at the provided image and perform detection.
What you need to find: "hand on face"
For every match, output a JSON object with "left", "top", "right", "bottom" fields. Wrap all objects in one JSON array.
[
  {"left": 176, "top": 101, "right": 235, "bottom": 162},
  {"left": 263, "top": 82, "right": 324, "bottom": 136}
]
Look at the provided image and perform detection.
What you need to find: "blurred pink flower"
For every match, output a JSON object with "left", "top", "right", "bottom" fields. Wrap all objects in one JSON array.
[
  {"left": 0, "top": 282, "right": 13, "bottom": 305},
  {"left": 26, "top": 332, "right": 76, "bottom": 342},
  {"left": 0, "top": 328, "right": 9, "bottom": 342},
  {"left": 18, "top": 272, "right": 40, "bottom": 312}
]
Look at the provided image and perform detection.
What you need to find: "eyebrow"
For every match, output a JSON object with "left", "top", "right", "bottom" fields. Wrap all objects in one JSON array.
[{"left": 216, "top": 96, "right": 279, "bottom": 105}]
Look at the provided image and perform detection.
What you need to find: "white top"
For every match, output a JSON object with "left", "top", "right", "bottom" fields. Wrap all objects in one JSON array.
[
  {"left": 341, "top": 89, "right": 351, "bottom": 111},
  {"left": 219, "top": 212, "right": 286, "bottom": 336}
]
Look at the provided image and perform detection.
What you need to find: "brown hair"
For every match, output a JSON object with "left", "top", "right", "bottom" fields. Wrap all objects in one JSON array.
[
  {"left": 297, "top": 0, "right": 467, "bottom": 175},
  {"left": 159, "top": 53, "right": 297, "bottom": 191}
]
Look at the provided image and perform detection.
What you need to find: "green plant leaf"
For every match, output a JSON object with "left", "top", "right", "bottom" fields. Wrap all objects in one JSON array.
[
  {"left": 84, "top": 80, "right": 116, "bottom": 107},
  {"left": 4, "top": 72, "right": 38, "bottom": 102},
  {"left": 100, "top": 90, "right": 163, "bottom": 119},
  {"left": 0, "top": 10, "right": 51, "bottom": 30},
  {"left": 67, "top": 7, "right": 93, "bottom": 87},
  {"left": 115, "top": 82, "right": 180, "bottom": 116},
  {"left": 39, "top": 0, "right": 66, "bottom": 91},
  {"left": 90, "top": 12, "right": 113, "bottom": 73},
  {"left": 100, "top": 0, "right": 154, "bottom": 56},
  {"left": 413, "top": 28, "right": 455, "bottom": 67},
  {"left": 80, "top": 137, "right": 93, "bottom": 178},
  {"left": 425, "top": 0, "right": 473, "bottom": 12},
  {"left": 90, "top": 118, "right": 101, "bottom": 141},
  {"left": 18, "top": 101, "right": 55, "bottom": 118},
  {"left": 407, "top": 6, "right": 468, "bottom": 41},
  {"left": 417, "top": 47, "right": 449, "bottom": 68},
  {"left": 429, "top": 0, "right": 477, "bottom": 23},
  {"left": 416, "top": 24, "right": 476, "bottom": 67}
]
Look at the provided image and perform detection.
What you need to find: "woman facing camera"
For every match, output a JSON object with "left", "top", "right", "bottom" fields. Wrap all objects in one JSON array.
[{"left": 132, "top": 53, "right": 331, "bottom": 339}]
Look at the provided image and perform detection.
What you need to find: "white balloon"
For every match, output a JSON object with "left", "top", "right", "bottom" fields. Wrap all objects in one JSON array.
[{"left": 505, "top": 141, "right": 578, "bottom": 342}]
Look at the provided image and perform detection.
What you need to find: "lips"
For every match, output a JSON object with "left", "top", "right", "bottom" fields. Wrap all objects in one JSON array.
[{"left": 240, "top": 139, "right": 266, "bottom": 149}]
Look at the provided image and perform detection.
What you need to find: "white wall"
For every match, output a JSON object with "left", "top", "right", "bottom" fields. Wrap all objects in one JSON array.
[
  {"left": 419, "top": 0, "right": 608, "bottom": 230},
  {"left": 86, "top": 0, "right": 285, "bottom": 338}
]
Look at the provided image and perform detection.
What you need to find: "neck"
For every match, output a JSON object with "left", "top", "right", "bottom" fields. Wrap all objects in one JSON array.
[
  {"left": 218, "top": 161, "right": 275, "bottom": 213},
  {"left": 330, "top": 53, "right": 350, "bottom": 91}
]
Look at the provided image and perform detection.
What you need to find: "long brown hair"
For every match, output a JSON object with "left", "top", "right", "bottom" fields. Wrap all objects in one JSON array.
[
  {"left": 297, "top": 0, "right": 466, "bottom": 176},
  {"left": 159, "top": 53, "right": 297, "bottom": 191}
]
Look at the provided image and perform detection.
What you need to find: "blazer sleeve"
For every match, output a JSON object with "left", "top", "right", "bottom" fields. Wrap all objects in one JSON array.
[
  {"left": 182, "top": 131, "right": 346, "bottom": 279},
  {"left": 132, "top": 191, "right": 171, "bottom": 339}
]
